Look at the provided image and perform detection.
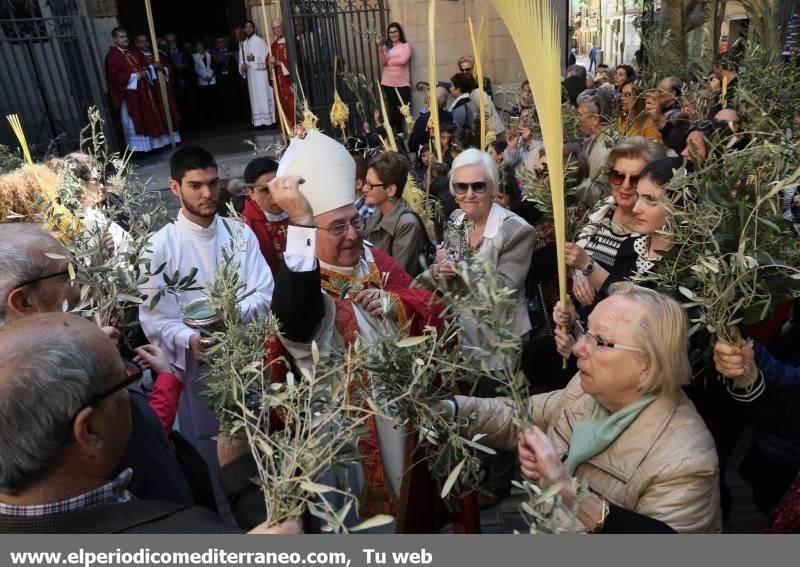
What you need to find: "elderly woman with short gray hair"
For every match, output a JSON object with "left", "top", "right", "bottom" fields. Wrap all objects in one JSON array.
[
  {"left": 443, "top": 283, "right": 721, "bottom": 533},
  {"left": 421, "top": 149, "right": 536, "bottom": 365}
]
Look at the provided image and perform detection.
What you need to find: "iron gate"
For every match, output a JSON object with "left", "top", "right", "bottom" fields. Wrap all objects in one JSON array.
[
  {"left": 280, "top": 0, "right": 387, "bottom": 133},
  {"left": 0, "top": 0, "right": 111, "bottom": 155}
]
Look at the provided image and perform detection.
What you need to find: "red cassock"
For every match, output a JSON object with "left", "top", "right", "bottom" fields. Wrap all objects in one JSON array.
[
  {"left": 241, "top": 197, "right": 288, "bottom": 279},
  {"left": 264, "top": 246, "right": 480, "bottom": 533},
  {"left": 269, "top": 39, "right": 296, "bottom": 126},
  {"left": 138, "top": 49, "right": 182, "bottom": 133},
  {"left": 104, "top": 47, "right": 172, "bottom": 145}
]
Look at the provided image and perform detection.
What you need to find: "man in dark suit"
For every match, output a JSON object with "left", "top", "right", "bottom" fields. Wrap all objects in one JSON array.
[{"left": 0, "top": 313, "right": 299, "bottom": 534}]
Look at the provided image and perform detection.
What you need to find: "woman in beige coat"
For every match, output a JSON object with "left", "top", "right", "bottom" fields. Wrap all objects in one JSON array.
[{"left": 448, "top": 283, "right": 721, "bottom": 533}]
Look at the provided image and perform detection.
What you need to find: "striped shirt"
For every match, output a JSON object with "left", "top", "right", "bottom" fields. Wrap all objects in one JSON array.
[
  {"left": 583, "top": 222, "right": 633, "bottom": 271},
  {"left": 577, "top": 197, "right": 637, "bottom": 271}
]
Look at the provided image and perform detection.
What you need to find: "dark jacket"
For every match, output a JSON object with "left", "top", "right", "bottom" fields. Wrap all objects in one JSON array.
[
  {"left": 408, "top": 108, "right": 453, "bottom": 154},
  {"left": 728, "top": 342, "right": 800, "bottom": 435},
  {"left": 0, "top": 455, "right": 263, "bottom": 533},
  {"left": 114, "top": 386, "right": 194, "bottom": 506},
  {"left": 603, "top": 506, "right": 676, "bottom": 533}
]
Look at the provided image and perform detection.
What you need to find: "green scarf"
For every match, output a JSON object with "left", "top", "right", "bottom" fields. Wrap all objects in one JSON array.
[{"left": 565, "top": 394, "right": 657, "bottom": 475}]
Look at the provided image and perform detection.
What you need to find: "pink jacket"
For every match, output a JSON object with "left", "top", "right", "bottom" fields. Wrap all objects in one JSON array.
[{"left": 380, "top": 42, "right": 411, "bottom": 87}]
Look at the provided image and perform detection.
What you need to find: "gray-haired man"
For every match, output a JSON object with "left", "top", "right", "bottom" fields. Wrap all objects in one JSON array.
[
  {"left": 0, "top": 223, "right": 194, "bottom": 505},
  {"left": 0, "top": 313, "right": 299, "bottom": 533}
]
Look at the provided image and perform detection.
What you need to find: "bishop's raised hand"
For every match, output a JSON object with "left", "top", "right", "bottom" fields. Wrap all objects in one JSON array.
[{"left": 268, "top": 175, "right": 313, "bottom": 226}]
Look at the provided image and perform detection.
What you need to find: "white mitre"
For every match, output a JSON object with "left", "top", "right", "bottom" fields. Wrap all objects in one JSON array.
[{"left": 277, "top": 130, "right": 355, "bottom": 216}]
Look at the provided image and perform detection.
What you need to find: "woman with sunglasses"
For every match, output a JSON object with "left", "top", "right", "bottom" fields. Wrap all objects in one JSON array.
[
  {"left": 440, "top": 283, "right": 721, "bottom": 533},
  {"left": 568, "top": 137, "right": 667, "bottom": 307},
  {"left": 423, "top": 149, "right": 537, "bottom": 364},
  {"left": 48, "top": 153, "right": 132, "bottom": 256},
  {"left": 555, "top": 157, "right": 686, "bottom": 358}
]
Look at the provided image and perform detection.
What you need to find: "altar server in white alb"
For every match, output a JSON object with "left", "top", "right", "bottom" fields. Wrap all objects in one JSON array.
[
  {"left": 138, "top": 146, "right": 273, "bottom": 511},
  {"left": 239, "top": 20, "right": 276, "bottom": 128}
]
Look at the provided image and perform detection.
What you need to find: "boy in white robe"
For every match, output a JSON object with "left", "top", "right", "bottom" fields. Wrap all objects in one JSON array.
[{"left": 138, "top": 146, "right": 273, "bottom": 515}]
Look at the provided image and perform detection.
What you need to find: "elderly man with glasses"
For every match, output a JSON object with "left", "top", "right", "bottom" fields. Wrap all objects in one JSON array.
[
  {"left": 262, "top": 131, "right": 461, "bottom": 533},
  {"left": 456, "top": 55, "right": 493, "bottom": 98},
  {"left": 0, "top": 223, "right": 200, "bottom": 504},
  {"left": 575, "top": 88, "right": 615, "bottom": 208},
  {"left": 0, "top": 313, "right": 300, "bottom": 534},
  {"left": 0, "top": 222, "right": 196, "bottom": 508}
]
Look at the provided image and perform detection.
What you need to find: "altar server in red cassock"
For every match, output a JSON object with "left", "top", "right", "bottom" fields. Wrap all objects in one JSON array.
[
  {"left": 241, "top": 156, "right": 288, "bottom": 278},
  {"left": 133, "top": 33, "right": 181, "bottom": 135}
]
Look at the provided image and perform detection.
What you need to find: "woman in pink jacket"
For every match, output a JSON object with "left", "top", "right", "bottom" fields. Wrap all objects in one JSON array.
[{"left": 376, "top": 22, "right": 411, "bottom": 134}]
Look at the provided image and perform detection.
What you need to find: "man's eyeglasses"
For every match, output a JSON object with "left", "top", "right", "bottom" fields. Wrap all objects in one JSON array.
[
  {"left": 77, "top": 361, "right": 142, "bottom": 417},
  {"left": 317, "top": 217, "right": 366, "bottom": 237},
  {"left": 574, "top": 320, "right": 645, "bottom": 355},
  {"left": 608, "top": 169, "right": 641, "bottom": 188},
  {"left": 16, "top": 270, "right": 69, "bottom": 289},
  {"left": 452, "top": 181, "right": 488, "bottom": 195},
  {"left": 461, "top": 67, "right": 474, "bottom": 73}
]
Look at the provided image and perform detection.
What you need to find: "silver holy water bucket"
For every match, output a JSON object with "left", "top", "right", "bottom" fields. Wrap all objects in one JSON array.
[{"left": 181, "top": 298, "right": 223, "bottom": 347}]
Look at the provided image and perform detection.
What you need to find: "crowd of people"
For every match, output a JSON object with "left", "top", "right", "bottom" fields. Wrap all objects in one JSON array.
[{"left": 2, "top": 17, "right": 800, "bottom": 537}]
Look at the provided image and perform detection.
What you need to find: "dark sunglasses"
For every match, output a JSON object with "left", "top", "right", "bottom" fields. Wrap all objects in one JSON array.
[
  {"left": 608, "top": 169, "right": 641, "bottom": 188},
  {"left": 16, "top": 270, "right": 69, "bottom": 289},
  {"left": 453, "top": 181, "right": 488, "bottom": 195}
]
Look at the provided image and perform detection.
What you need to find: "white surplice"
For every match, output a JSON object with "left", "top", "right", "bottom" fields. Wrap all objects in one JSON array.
[
  {"left": 139, "top": 210, "right": 274, "bottom": 516},
  {"left": 240, "top": 34, "right": 275, "bottom": 127},
  {"left": 82, "top": 207, "right": 132, "bottom": 256}
]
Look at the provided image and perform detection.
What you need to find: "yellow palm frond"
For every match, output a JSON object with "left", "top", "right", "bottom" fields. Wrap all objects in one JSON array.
[
  {"left": 427, "top": 0, "right": 442, "bottom": 162},
  {"left": 492, "top": 0, "right": 567, "bottom": 309},
  {"left": 6, "top": 114, "right": 81, "bottom": 237},
  {"left": 377, "top": 81, "right": 397, "bottom": 152},
  {"left": 468, "top": 12, "right": 489, "bottom": 150}
]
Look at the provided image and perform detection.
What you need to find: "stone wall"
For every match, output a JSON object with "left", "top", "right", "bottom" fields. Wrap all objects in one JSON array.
[{"left": 384, "top": 0, "right": 526, "bottom": 110}]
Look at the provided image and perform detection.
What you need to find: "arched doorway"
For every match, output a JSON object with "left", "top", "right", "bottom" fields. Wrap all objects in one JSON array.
[{"left": 117, "top": 0, "right": 248, "bottom": 45}]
